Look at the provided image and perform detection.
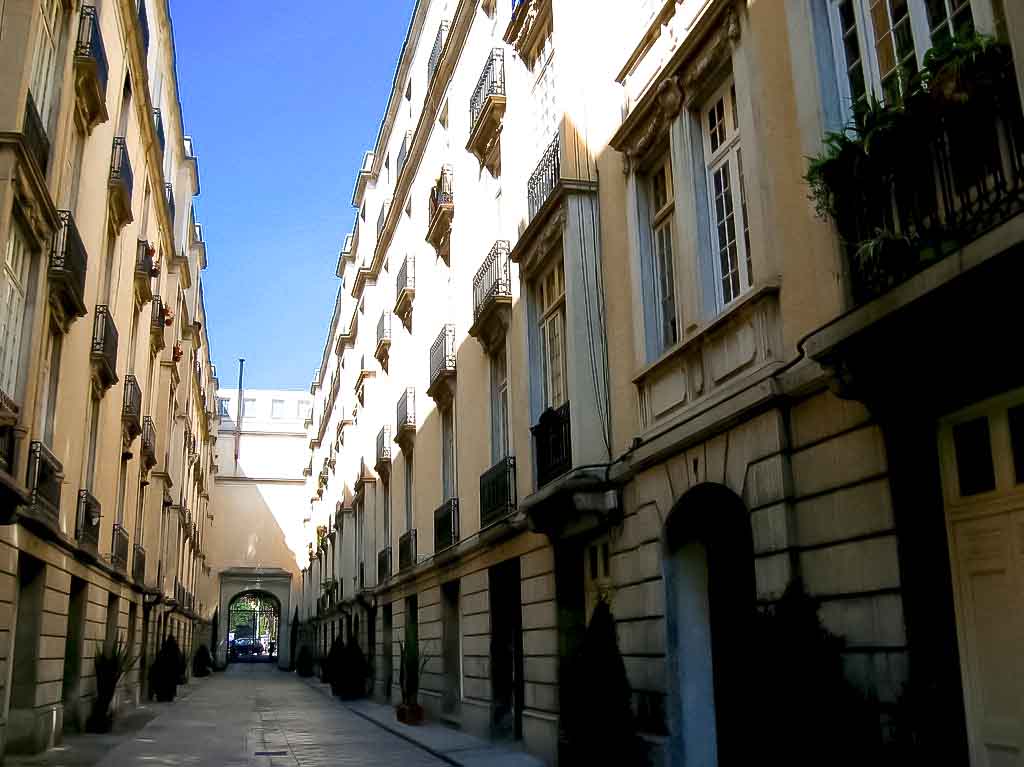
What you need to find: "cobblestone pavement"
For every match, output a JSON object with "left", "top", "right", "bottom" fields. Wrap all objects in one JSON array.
[{"left": 93, "top": 663, "right": 448, "bottom": 767}]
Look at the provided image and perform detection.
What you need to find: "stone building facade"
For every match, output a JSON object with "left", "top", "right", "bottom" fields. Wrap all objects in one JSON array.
[
  {"left": 1, "top": 0, "right": 221, "bottom": 757},
  {"left": 293, "top": 0, "right": 1024, "bottom": 765}
]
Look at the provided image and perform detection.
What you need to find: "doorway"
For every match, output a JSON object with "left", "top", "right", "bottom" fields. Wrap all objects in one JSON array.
[
  {"left": 489, "top": 558, "right": 523, "bottom": 741},
  {"left": 227, "top": 591, "right": 281, "bottom": 662},
  {"left": 441, "top": 579, "right": 461, "bottom": 717},
  {"left": 62, "top": 576, "right": 88, "bottom": 732},
  {"left": 383, "top": 603, "right": 394, "bottom": 700}
]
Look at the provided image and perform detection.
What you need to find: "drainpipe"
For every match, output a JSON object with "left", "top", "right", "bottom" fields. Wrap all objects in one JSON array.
[{"left": 234, "top": 358, "right": 245, "bottom": 467}]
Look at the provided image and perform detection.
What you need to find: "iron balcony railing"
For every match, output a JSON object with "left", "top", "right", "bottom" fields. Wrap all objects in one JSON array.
[
  {"left": 23, "top": 92, "right": 50, "bottom": 175},
  {"left": 138, "top": 0, "right": 150, "bottom": 53},
  {"left": 480, "top": 456, "right": 516, "bottom": 528},
  {"left": 164, "top": 183, "right": 175, "bottom": 225},
  {"left": 397, "top": 255, "right": 415, "bottom": 297},
  {"left": 429, "top": 165, "right": 454, "bottom": 223},
  {"left": 378, "top": 547, "right": 392, "bottom": 584},
  {"left": 132, "top": 544, "right": 146, "bottom": 584},
  {"left": 397, "top": 387, "right": 416, "bottom": 433},
  {"left": 150, "top": 294, "right": 164, "bottom": 331},
  {"left": 76, "top": 490, "right": 101, "bottom": 550},
  {"left": 377, "top": 425, "right": 393, "bottom": 468},
  {"left": 429, "top": 324, "right": 456, "bottom": 390},
  {"left": 532, "top": 402, "right": 572, "bottom": 488},
  {"left": 75, "top": 5, "right": 109, "bottom": 98},
  {"left": 528, "top": 133, "right": 560, "bottom": 220},
  {"left": 473, "top": 240, "right": 512, "bottom": 321},
  {"left": 397, "top": 131, "right": 413, "bottom": 179},
  {"left": 470, "top": 49, "right": 505, "bottom": 134},
  {"left": 141, "top": 416, "right": 157, "bottom": 468},
  {"left": 122, "top": 375, "right": 142, "bottom": 440},
  {"left": 50, "top": 211, "right": 88, "bottom": 317},
  {"left": 377, "top": 198, "right": 392, "bottom": 241},
  {"left": 428, "top": 20, "right": 450, "bottom": 83},
  {"left": 153, "top": 108, "right": 165, "bottom": 155},
  {"left": 111, "top": 523, "right": 129, "bottom": 573},
  {"left": 434, "top": 498, "right": 460, "bottom": 552},
  {"left": 399, "top": 529, "right": 417, "bottom": 571},
  {"left": 136, "top": 238, "right": 153, "bottom": 276},
  {"left": 377, "top": 311, "right": 391, "bottom": 351},
  {"left": 109, "top": 136, "right": 134, "bottom": 206},
  {"left": 91, "top": 305, "right": 119, "bottom": 387},
  {"left": 27, "top": 441, "right": 62, "bottom": 525}
]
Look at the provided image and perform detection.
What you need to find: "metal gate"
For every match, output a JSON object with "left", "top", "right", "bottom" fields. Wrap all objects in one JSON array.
[{"left": 227, "top": 592, "right": 280, "bottom": 662}]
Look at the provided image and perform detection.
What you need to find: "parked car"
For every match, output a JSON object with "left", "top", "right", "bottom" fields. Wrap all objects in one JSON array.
[{"left": 229, "top": 637, "right": 264, "bottom": 657}]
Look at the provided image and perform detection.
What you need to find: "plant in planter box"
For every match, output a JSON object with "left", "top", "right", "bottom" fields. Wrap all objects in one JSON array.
[
  {"left": 162, "top": 305, "right": 174, "bottom": 326},
  {"left": 150, "top": 635, "right": 184, "bottom": 702},
  {"left": 396, "top": 640, "right": 431, "bottom": 725},
  {"left": 87, "top": 638, "right": 138, "bottom": 733},
  {"left": 172, "top": 343, "right": 183, "bottom": 362},
  {"left": 296, "top": 644, "right": 314, "bottom": 678}
]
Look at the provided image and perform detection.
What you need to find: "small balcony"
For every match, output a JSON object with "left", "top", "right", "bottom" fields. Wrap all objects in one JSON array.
[
  {"left": 376, "top": 425, "right": 393, "bottom": 477},
  {"left": 138, "top": 0, "right": 150, "bottom": 54},
  {"left": 150, "top": 295, "right": 166, "bottom": 350},
  {"left": 434, "top": 498, "right": 460, "bottom": 553},
  {"left": 164, "top": 183, "right": 175, "bottom": 227},
  {"left": 399, "top": 529, "right": 417, "bottom": 572},
  {"left": 377, "top": 197, "right": 392, "bottom": 242},
  {"left": 73, "top": 4, "right": 109, "bottom": 131},
  {"left": 26, "top": 441, "right": 62, "bottom": 527},
  {"left": 76, "top": 490, "right": 101, "bottom": 552},
  {"left": 395, "top": 387, "right": 416, "bottom": 453},
  {"left": 378, "top": 547, "right": 392, "bottom": 584},
  {"left": 91, "top": 305, "right": 119, "bottom": 391},
  {"left": 134, "top": 239, "right": 154, "bottom": 302},
  {"left": 375, "top": 312, "right": 392, "bottom": 370},
  {"left": 141, "top": 416, "right": 157, "bottom": 470},
  {"left": 428, "top": 20, "right": 450, "bottom": 84},
  {"left": 49, "top": 211, "right": 89, "bottom": 322},
  {"left": 132, "top": 544, "right": 146, "bottom": 585},
  {"left": 528, "top": 134, "right": 560, "bottom": 221},
  {"left": 111, "top": 523, "right": 129, "bottom": 574},
  {"left": 394, "top": 256, "right": 415, "bottom": 330},
  {"left": 153, "top": 108, "right": 165, "bottom": 155},
  {"left": 480, "top": 456, "right": 516, "bottom": 529},
  {"left": 122, "top": 375, "right": 142, "bottom": 446},
  {"left": 397, "top": 130, "right": 413, "bottom": 180},
  {"left": 23, "top": 92, "right": 49, "bottom": 177},
  {"left": 532, "top": 402, "right": 571, "bottom": 488},
  {"left": 427, "top": 324, "right": 456, "bottom": 407},
  {"left": 467, "top": 49, "right": 505, "bottom": 175},
  {"left": 108, "top": 137, "right": 134, "bottom": 230},
  {"left": 469, "top": 240, "right": 512, "bottom": 353},
  {"left": 426, "top": 165, "right": 454, "bottom": 265}
]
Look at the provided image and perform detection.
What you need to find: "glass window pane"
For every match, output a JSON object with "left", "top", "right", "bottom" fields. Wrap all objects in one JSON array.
[{"left": 953, "top": 417, "right": 996, "bottom": 497}]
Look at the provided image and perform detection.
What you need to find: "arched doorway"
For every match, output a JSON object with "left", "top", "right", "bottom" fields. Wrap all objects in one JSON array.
[
  {"left": 227, "top": 591, "right": 280, "bottom": 663},
  {"left": 217, "top": 567, "right": 293, "bottom": 670},
  {"left": 663, "top": 483, "right": 754, "bottom": 767}
]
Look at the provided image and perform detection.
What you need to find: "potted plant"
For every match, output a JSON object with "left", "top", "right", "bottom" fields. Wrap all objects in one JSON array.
[
  {"left": 150, "top": 635, "right": 183, "bottom": 702},
  {"left": 396, "top": 640, "right": 430, "bottom": 725},
  {"left": 87, "top": 638, "right": 138, "bottom": 733},
  {"left": 296, "top": 644, "right": 314, "bottom": 678},
  {"left": 172, "top": 342, "right": 184, "bottom": 362},
  {"left": 162, "top": 305, "right": 174, "bottom": 326},
  {"left": 192, "top": 644, "right": 213, "bottom": 677}
]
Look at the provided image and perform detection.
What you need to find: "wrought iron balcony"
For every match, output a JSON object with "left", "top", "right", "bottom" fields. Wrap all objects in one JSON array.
[
  {"left": 164, "top": 183, "right": 175, "bottom": 226},
  {"left": 434, "top": 498, "right": 460, "bottom": 553},
  {"left": 427, "top": 165, "right": 454, "bottom": 263},
  {"left": 428, "top": 21, "right": 450, "bottom": 83},
  {"left": 427, "top": 324, "right": 456, "bottom": 406},
  {"left": 111, "top": 523, "right": 129, "bottom": 573},
  {"left": 23, "top": 92, "right": 49, "bottom": 176},
  {"left": 399, "top": 529, "right": 417, "bottom": 571},
  {"left": 141, "top": 416, "right": 157, "bottom": 470},
  {"left": 528, "top": 133, "right": 560, "bottom": 221},
  {"left": 108, "top": 137, "right": 134, "bottom": 229},
  {"left": 377, "top": 198, "right": 392, "bottom": 241},
  {"left": 50, "top": 211, "right": 88, "bottom": 321},
  {"left": 376, "top": 425, "right": 393, "bottom": 476},
  {"left": 480, "top": 456, "right": 516, "bottom": 528},
  {"left": 397, "top": 130, "right": 413, "bottom": 180},
  {"left": 467, "top": 49, "right": 506, "bottom": 174},
  {"left": 394, "top": 256, "right": 415, "bottom": 328},
  {"left": 132, "top": 544, "right": 146, "bottom": 584},
  {"left": 153, "top": 108, "right": 165, "bottom": 155},
  {"left": 91, "top": 305, "right": 119, "bottom": 390},
  {"left": 375, "top": 311, "right": 392, "bottom": 368},
  {"left": 76, "top": 490, "right": 101, "bottom": 551},
  {"left": 134, "top": 239, "right": 154, "bottom": 301},
  {"left": 122, "top": 375, "right": 142, "bottom": 444},
  {"left": 150, "top": 295, "right": 166, "bottom": 350},
  {"left": 138, "top": 0, "right": 150, "bottom": 53},
  {"left": 27, "top": 441, "right": 62, "bottom": 526},
  {"left": 73, "top": 4, "right": 109, "bottom": 130},
  {"left": 378, "top": 547, "right": 392, "bottom": 584},
  {"left": 532, "top": 402, "right": 571, "bottom": 488},
  {"left": 396, "top": 387, "right": 416, "bottom": 452},
  {"left": 469, "top": 240, "right": 512, "bottom": 353}
]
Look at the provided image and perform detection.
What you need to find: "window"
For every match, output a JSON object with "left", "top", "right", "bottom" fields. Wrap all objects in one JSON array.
[
  {"left": 29, "top": 0, "right": 63, "bottom": 126},
  {"left": 537, "top": 259, "right": 567, "bottom": 411},
  {"left": 298, "top": 399, "right": 311, "bottom": 419},
  {"left": 491, "top": 344, "right": 510, "bottom": 462},
  {"left": 40, "top": 326, "right": 62, "bottom": 446},
  {"left": 242, "top": 398, "right": 256, "bottom": 417},
  {"left": 648, "top": 154, "right": 678, "bottom": 349},
  {"left": 1, "top": 217, "right": 35, "bottom": 405},
  {"left": 404, "top": 454, "right": 414, "bottom": 530},
  {"left": 217, "top": 397, "right": 230, "bottom": 417},
  {"left": 829, "top": 0, "right": 975, "bottom": 109},
  {"left": 703, "top": 82, "right": 752, "bottom": 309},
  {"left": 271, "top": 399, "right": 286, "bottom": 418},
  {"left": 441, "top": 407, "right": 455, "bottom": 500}
]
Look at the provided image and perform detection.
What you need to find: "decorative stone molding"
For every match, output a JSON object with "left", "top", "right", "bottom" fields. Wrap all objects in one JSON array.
[
  {"left": 620, "top": 76, "right": 684, "bottom": 173},
  {"left": 512, "top": 201, "right": 567, "bottom": 281},
  {"left": 680, "top": 7, "right": 740, "bottom": 106},
  {"left": 503, "top": 0, "right": 552, "bottom": 69}
]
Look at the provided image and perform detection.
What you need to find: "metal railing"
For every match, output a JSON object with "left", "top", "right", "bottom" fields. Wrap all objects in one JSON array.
[
  {"left": 23, "top": 92, "right": 50, "bottom": 175},
  {"left": 377, "top": 425, "right": 393, "bottom": 467},
  {"left": 434, "top": 498, "right": 460, "bottom": 552},
  {"left": 76, "top": 490, "right": 101, "bottom": 550},
  {"left": 429, "top": 165, "right": 454, "bottom": 223},
  {"left": 151, "top": 295, "right": 164, "bottom": 331},
  {"left": 27, "top": 441, "right": 62, "bottom": 525},
  {"left": 164, "top": 183, "right": 175, "bottom": 225},
  {"left": 132, "top": 544, "right": 146, "bottom": 584},
  {"left": 122, "top": 375, "right": 142, "bottom": 440},
  {"left": 399, "top": 529, "right": 417, "bottom": 571},
  {"left": 136, "top": 239, "right": 153, "bottom": 276},
  {"left": 429, "top": 324, "right": 456, "bottom": 389},
  {"left": 377, "top": 198, "right": 392, "bottom": 241},
  {"left": 91, "top": 306, "right": 119, "bottom": 386},
  {"left": 532, "top": 402, "right": 572, "bottom": 487},
  {"left": 377, "top": 312, "right": 391, "bottom": 350},
  {"left": 111, "top": 523, "right": 129, "bottom": 573},
  {"left": 470, "top": 49, "right": 505, "bottom": 134},
  {"left": 473, "top": 240, "right": 512, "bottom": 321},
  {"left": 396, "top": 388, "right": 416, "bottom": 432},
  {"left": 397, "top": 255, "right": 415, "bottom": 297},
  {"left": 153, "top": 108, "right": 165, "bottom": 155},
  {"left": 138, "top": 0, "right": 150, "bottom": 53},
  {"left": 75, "top": 5, "right": 109, "bottom": 98},
  {"left": 109, "top": 137, "right": 134, "bottom": 205},
  {"left": 480, "top": 456, "right": 516, "bottom": 528},
  {"left": 397, "top": 131, "right": 413, "bottom": 179},
  {"left": 528, "top": 133, "right": 560, "bottom": 220},
  {"left": 428, "top": 20, "right": 450, "bottom": 83},
  {"left": 141, "top": 416, "right": 157, "bottom": 467},
  {"left": 378, "top": 547, "right": 392, "bottom": 584},
  {"left": 50, "top": 211, "right": 88, "bottom": 315}
]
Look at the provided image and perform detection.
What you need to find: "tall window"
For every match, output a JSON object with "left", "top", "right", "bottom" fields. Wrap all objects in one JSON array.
[
  {"left": 1, "top": 218, "right": 34, "bottom": 406},
  {"left": 404, "top": 454, "right": 414, "bottom": 531},
  {"left": 40, "top": 326, "right": 62, "bottom": 445},
  {"left": 491, "top": 344, "right": 509, "bottom": 462},
  {"left": 271, "top": 399, "right": 286, "bottom": 418},
  {"left": 537, "top": 259, "right": 567, "bottom": 411},
  {"left": 829, "top": 0, "right": 975, "bottom": 108},
  {"left": 703, "top": 82, "right": 752, "bottom": 309},
  {"left": 29, "top": 0, "right": 63, "bottom": 125},
  {"left": 441, "top": 407, "right": 455, "bottom": 500},
  {"left": 85, "top": 396, "right": 101, "bottom": 491},
  {"left": 383, "top": 477, "right": 391, "bottom": 547},
  {"left": 217, "top": 397, "right": 230, "bottom": 417},
  {"left": 648, "top": 154, "right": 678, "bottom": 348}
]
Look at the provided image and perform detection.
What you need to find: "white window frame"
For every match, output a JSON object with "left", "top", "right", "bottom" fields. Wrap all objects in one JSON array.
[
  {"left": 0, "top": 216, "right": 35, "bottom": 407},
  {"left": 441, "top": 406, "right": 456, "bottom": 501},
  {"left": 490, "top": 344, "right": 510, "bottom": 462},
  {"left": 271, "top": 398, "right": 286, "bottom": 419},
  {"left": 702, "top": 81, "right": 752, "bottom": 310},
  {"left": 30, "top": 0, "right": 63, "bottom": 124},
  {"left": 537, "top": 259, "right": 568, "bottom": 412},
  {"left": 647, "top": 152, "right": 679, "bottom": 349}
]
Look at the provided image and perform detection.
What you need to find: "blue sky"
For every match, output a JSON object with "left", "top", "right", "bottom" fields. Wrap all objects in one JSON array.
[{"left": 169, "top": 0, "right": 416, "bottom": 390}]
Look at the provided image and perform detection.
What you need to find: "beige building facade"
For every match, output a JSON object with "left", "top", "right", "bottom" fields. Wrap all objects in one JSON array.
[
  {"left": 1, "top": 0, "right": 221, "bottom": 757},
  {"left": 295, "top": 0, "right": 1024, "bottom": 766}
]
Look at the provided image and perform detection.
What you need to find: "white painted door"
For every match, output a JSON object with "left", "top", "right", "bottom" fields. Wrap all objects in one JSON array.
[{"left": 939, "top": 392, "right": 1024, "bottom": 767}]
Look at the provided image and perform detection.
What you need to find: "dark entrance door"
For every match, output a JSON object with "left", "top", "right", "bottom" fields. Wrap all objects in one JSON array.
[
  {"left": 228, "top": 592, "right": 280, "bottom": 662},
  {"left": 489, "top": 558, "right": 523, "bottom": 740}
]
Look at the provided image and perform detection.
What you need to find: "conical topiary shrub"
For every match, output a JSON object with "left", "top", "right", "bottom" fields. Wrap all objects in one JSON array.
[
  {"left": 192, "top": 644, "right": 213, "bottom": 677},
  {"left": 296, "top": 644, "right": 314, "bottom": 678}
]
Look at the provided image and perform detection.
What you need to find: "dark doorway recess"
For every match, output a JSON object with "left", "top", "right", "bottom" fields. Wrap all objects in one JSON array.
[
  {"left": 490, "top": 558, "right": 523, "bottom": 741},
  {"left": 227, "top": 591, "right": 281, "bottom": 663}
]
